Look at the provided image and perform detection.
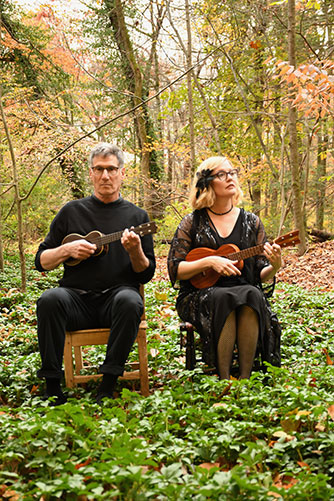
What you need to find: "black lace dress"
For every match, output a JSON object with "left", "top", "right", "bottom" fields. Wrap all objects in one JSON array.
[{"left": 167, "top": 208, "right": 270, "bottom": 369}]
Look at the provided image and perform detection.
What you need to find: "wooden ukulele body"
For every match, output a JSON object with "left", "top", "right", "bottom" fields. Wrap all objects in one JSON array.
[
  {"left": 186, "top": 244, "right": 244, "bottom": 289},
  {"left": 60, "top": 221, "right": 157, "bottom": 267},
  {"left": 185, "top": 230, "right": 300, "bottom": 289},
  {"left": 62, "top": 231, "right": 108, "bottom": 266}
]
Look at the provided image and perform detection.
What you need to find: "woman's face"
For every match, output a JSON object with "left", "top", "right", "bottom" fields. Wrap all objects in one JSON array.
[{"left": 210, "top": 160, "right": 239, "bottom": 199}]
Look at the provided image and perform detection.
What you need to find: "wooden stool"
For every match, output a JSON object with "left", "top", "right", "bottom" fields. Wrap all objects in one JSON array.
[{"left": 63, "top": 286, "right": 149, "bottom": 396}]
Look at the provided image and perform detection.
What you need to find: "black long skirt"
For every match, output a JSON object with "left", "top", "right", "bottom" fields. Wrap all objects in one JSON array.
[{"left": 211, "top": 284, "right": 266, "bottom": 345}]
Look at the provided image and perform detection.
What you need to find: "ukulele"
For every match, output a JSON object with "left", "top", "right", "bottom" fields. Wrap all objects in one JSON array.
[
  {"left": 62, "top": 221, "right": 157, "bottom": 266},
  {"left": 186, "top": 230, "right": 300, "bottom": 289}
]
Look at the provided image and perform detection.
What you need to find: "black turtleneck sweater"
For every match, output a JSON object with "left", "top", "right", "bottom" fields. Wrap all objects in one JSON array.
[{"left": 35, "top": 195, "right": 155, "bottom": 291}]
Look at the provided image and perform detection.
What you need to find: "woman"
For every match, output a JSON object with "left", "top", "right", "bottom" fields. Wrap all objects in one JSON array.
[{"left": 167, "top": 156, "right": 282, "bottom": 379}]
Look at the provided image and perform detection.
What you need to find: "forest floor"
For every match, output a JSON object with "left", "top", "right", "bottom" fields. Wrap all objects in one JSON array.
[
  {"left": 1, "top": 250, "right": 333, "bottom": 499},
  {"left": 155, "top": 239, "right": 334, "bottom": 292},
  {"left": 276, "top": 239, "right": 334, "bottom": 292}
]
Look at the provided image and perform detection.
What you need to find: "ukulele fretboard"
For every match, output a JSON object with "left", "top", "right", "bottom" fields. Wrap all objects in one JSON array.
[{"left": 226, "top": 244, "right": 265, "bottom": 261}]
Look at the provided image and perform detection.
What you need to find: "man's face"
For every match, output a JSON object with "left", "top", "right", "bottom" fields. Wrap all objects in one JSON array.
[{"left": 89, "top": 154, "right": 125, "bottom": 203}]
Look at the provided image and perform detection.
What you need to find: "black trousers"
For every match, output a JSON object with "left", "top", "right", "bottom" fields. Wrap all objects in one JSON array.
[{"left": 36, "top": 285, "right": 143, "bottom": 379}]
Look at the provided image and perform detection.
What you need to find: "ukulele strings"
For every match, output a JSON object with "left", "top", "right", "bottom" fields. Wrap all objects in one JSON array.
[
  {"left": 92, "top": 231, "right": 124, "bottom": 246},
  {"left": 221, "top": 234, "right": 299, "bottom": 261},
  {"left": 88, "top": 224, "right": 154, "bottom": 247},
  {"left": 226, "top": 244, "right": 265, "bottom": 261}
]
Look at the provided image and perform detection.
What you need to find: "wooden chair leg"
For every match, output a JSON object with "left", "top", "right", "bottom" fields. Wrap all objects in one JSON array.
[
  {"left": 137, "top": 327, "right": 149, "bottom": 396},
  {"left": 64, "top": 319, "right": 149, "bottom": 394},
  {"left": 64, "top": 333, "right": 74, "bottom": 388},
  {"left": 180, "top": 322, "right": 196, "bottom": 370},
  {"left": 74, "top": 346, "right": 83, "bottom": 375}
]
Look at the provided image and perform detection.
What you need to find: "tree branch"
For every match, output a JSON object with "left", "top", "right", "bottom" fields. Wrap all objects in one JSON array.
[
  {"left": 62, "top": 32, "right": 134, "bottom": 99},
  {"left": 21, "top": 44, "right": 222, "bottom": 202}
]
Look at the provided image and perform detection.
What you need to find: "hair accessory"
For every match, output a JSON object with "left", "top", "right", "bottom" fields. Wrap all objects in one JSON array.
[{"left": 195, "top": 169, "right": 214, "bottom": 198}]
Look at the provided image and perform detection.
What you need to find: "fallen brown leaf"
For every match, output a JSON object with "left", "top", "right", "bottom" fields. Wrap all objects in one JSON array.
[
  {"left": 322, "top": 348, "right": 333, "bottom": 365},
  {"left": 328, "top": 405, "right": 334, "bottom": 420},
  {"left": 198, "top": 462, "right": 220, "bottom": 470}
]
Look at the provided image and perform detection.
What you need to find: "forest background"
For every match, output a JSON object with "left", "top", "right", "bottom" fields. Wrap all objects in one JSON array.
[
  {"left": 1, "top": 0, "right": 334, "bottom": 290},
  {"left": 0, "top": 0, "right": 334, "bottom": 499}
]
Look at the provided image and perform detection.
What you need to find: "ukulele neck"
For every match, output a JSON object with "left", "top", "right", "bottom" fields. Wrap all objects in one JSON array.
[
  {"left": 226, "top": 244, "right": 265, "bottom": 261},
  {"left": 95, "top": 231, "right": 124, "bottom": 246}
]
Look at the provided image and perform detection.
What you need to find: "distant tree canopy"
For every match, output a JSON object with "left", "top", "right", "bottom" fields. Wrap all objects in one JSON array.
[{"left": 0, "top": 0, "right": 333, "bottom": 251}]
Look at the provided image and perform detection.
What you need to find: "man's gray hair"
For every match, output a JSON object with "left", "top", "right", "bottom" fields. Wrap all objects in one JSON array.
[{"left": 89, "top": 143, "right": 124, "bottom": 168}]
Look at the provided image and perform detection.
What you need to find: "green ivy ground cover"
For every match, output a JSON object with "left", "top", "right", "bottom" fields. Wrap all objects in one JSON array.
[{"left": 0, "top": 254, "right": 333, "bottom": 500}]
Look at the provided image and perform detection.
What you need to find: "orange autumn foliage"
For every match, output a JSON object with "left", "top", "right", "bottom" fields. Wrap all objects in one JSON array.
[{"left": 271, "top": 59, "right": 334, "bottom": 119}]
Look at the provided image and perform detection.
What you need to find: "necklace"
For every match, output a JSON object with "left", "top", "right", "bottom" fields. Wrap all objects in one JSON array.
[{"left": 207, "top": 204, "right": 233, "bottom": 216}]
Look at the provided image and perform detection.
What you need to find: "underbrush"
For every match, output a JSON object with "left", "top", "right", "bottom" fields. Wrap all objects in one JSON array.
[{"left": 0, "top": 254, "right": 333, "bottom": 500}]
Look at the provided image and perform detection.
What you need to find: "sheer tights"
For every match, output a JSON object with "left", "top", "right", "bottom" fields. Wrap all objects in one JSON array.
[{"left": 217, "top": 305, "right": 259, "bottom": 380}]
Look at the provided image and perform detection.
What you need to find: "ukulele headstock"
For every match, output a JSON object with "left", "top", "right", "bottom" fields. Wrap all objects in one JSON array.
[
  {"left": 274, "top": 230, "right": 300, "bottom": 248},
  {"left": 135, "top": 221, "right": 157, "bottom": 237}
]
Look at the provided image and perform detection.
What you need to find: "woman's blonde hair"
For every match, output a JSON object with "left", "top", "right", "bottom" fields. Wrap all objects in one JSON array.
[{"left": 189, "top": 156, "right": 243, "bottom": 210}]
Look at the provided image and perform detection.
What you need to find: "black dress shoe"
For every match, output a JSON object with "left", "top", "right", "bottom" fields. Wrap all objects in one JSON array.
[
  {"left": 43, "top": 393, "right": 68, "bottom": 406},
  {"left": 95, "top": 392, "right": 114, "bottom": 405}
]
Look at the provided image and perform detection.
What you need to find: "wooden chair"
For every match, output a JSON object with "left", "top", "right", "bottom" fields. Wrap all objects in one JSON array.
[
  {"left": 180, "top": 320, "right": 279, "bottom": 376},
  {"left": 180, "top": 322, "right": 215, "bottom": 374},
  {"left": 181, "top": 322, "right": 242, "bottom": 376},
  {"left": 63, "top": 285, "right": 149, "bottom": 396},
  {"left": 180, "top": 322, "right": 197, "bottom": 370}
]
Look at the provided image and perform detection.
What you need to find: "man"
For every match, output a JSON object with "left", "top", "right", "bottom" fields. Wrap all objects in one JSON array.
[{"left": 35, "top": 143, "right": 155, "bottom": 405}]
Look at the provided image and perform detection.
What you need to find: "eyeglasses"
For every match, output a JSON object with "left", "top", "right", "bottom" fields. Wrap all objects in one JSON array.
[
  {"left": 91, "top": 166, "right": 120, "bottom": 176},
  {"left": 211, "top": 169, "right": 239, "bottom": 181}
]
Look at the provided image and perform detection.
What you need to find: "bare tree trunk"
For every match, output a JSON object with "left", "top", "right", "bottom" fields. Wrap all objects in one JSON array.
[
  {"left": 0, "top": 85, "right": 26, "bottom": 291},
  {"left": 185, "top": 0, "right": 196, "bottom": 171},
  {"left": 0, "top": 203, "right": 4, "bottom": 272},
  {"left": 0, "top": 147, "right": 4, "bottom": 271},
  {"left": 278, "top": 123, "right": 289, "bottom": 234},
  {"left": 271, "top": 85, "right": 282, "bottom": 220},
  {"left": 167, "top": 5, "right": 221, "bottom": 154},
  {"left": 167, "top": 126, "right": 173, "bottom": 184},
  {"left": 316, "top": 121, "right": 327, "bottom": 229},
  {"left": 287, "top": 0, "right": 307, "bottom": 254},
  {"left": 252, "top": 14, "right": 269, "bottom": 215},
  {"left": 105, "top": 0, "right": 151, "bottom": 206},
  {"left": 301, "top": 122, "right": 310, "bottom": 219},
  {"left": 149, "top": 0, "right": 165, "bottom": 149}
]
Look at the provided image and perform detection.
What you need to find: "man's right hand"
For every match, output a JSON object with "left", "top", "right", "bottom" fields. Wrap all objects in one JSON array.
[
  {"left": 40, "top": 240, "right": 97, "bottom": 271},
  {"left": 64, "top": 240, "right": 97, "bottom": 260}
]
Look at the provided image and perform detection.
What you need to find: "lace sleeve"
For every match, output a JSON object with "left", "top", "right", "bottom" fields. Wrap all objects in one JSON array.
[
  {"left": 167, "top": 213, "right": 194, "bottom": 286},
  {"left": 255, "top": 216, "right": 270, "bottom": 280},
  {"left": 256, "top": 216, "right": 267, "bottom": 246}
]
